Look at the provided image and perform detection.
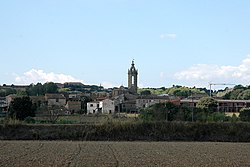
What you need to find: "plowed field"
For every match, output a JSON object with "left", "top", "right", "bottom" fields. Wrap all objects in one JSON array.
[{"left": 0, "top": 141, "right": 250, "bottom": 166}]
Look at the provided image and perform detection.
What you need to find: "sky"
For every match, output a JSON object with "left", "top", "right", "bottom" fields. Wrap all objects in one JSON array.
[{"left": 1, "top": 0, "right": 250, "bottom": 89}]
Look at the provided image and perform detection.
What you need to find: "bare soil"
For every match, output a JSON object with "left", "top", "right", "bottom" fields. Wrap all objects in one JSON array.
[{"left": 0, "top": 141, "right": 250, "bottom": 167}]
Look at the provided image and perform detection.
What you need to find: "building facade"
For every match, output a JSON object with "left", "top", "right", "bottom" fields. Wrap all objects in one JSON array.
[
  {"left": 100, "top": 99, "right": 115, "bottom": 114},
  {"left": 87, "top": 101, "right": 101, "bottom": 114},
  {"left": 45, "top": 93, "right": 66, "bottom": 107}
]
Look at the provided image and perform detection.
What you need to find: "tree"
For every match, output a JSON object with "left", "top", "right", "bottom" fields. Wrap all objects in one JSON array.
[
  {"left": 44, "top": 82, "right": 58, "bottom": 93},
  {"left": 196, "top": 97, "right": 218, "bottom": 112},
  {"left": 237, "top": 90, "right": 250, "bottom": 100},
  {"left": 139, "top": 102, "right": 178, "bottom": 121},
  {"left": 16, "top": 90, "right": 28, "bottom": 96},
  {"left": 27, "top": 82, "right": 58, "bottom": 96},
  {"left": 140, "top": 90, "right": 151, "bottom": 96},
  {"left": 239, "top": 108, "right": 250, "bottom": 122},
  {"left": 0, "top": 88, "right": 16, "bottom": 97},
  {"left": 9, "top": 96, "right": 35, "bottom": 120},
  {"left": 48, "top": 105, "right": 64, "bottom": 123}
]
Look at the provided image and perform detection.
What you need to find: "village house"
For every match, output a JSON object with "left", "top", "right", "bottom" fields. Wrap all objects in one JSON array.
[
  {"left": 112, "top": 86, "right": 128, "bottom": 97},
  {"left": 45, "top": 93, "right": 66, "bottom": 107},
  {"left": 100, "top": 99, "right": 115, "bottom": 114},
  {"left": 136, "top": 95, "right": 180, "bottom": 110},
  {"left": 112, "top": 94, "right": 138, "bottom": 113},
  {"left": 87, "top": 101, "right": 101, "bottom": 114},
  {"left": 65, "top": 98, "right": 81, "bottom": 114}
]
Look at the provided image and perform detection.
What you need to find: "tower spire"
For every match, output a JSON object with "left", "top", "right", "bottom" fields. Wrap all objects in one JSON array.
[{"left": 128, "top": 60, "right": 138, "bottom": 94}]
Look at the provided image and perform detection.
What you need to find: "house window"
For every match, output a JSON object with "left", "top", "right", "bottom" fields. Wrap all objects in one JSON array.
[{"left": 56, "top": 98, "right": 59, "bottom": 102}]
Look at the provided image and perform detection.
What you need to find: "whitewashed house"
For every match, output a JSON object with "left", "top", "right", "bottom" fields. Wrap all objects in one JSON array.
[
  {"left": 100, "top": 99, "right": 115, "bottom": 114},
  {"left": 87, "top": 101, "right": 101, "bottom": 114}
]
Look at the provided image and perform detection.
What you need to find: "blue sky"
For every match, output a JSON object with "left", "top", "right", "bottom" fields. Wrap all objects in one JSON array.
[{"left": 1, "top": 0, "right": 250, "bottom": 89}]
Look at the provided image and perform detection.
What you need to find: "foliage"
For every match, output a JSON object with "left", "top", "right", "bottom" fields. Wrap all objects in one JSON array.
[
  {"left": 230, "top": 113, "right": 239, "bottom": 123},
  {"left": 221, "top": 85, "right": 250, "bottom": 100},
  {"left": 64, "top": 83, "right": 104, "bottom": 93},
  {"left": 24, "top": 116, "right": 36, "bottom": 124},
  {"left": 196, "top": 97, "right": 218, "bottom": 113},
  {"left": 16, "top": 90, "right": 28, "bottom": 96},
  {"left": 139, "top": 102, "right": 180, "bottom": 122},
  {"left": 2, "top": 122, "right": 250, "bottom": 142},
  {"left": 140, "top": 90, "right": 151, "bottom": 96},
  {"left": 27, "top": 82, "right": 58, "bottom": 96},
  {"left": 239, "top": 108, "right": 250, "bottom": 122},
  {"left": 9, "top": 96, "right": 35, "bottom": 120},
  {"left": 138, "top": 86, "right": 208, "bottom": 97},
  {"left": 139, "top": 108, "right": 154, "bottom": 121},
  {"left": 0, "top": 88, "right": 16, "bottom": 97},
  {"left": 44, "top": 82, "right": 58, "bottom": 94},
  {"left": 56, "top": 118, "right": 78, "bottom": 124},
  {"left": 58, "top": 88, "right": 71, "bottom": 92},
  {"left": 206, "top": 112, "right": 228, "bottom": 122},
  {"left": 48, "top": 105, "right": 64, "bottom": 123},
  {"left": 139, "top": 101, "right": 230, "bottom": 123},
  {"left": 237, "top": 89, "right": 250, "bottom": 100}
]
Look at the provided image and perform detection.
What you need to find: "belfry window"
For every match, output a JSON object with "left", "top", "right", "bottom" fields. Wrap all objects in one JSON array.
[{"left": 132, "top": 76, "right": 134, "bottom": 85}]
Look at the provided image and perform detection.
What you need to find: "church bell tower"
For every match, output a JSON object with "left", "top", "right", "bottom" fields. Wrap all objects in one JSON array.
[{"left": 128, "top": 60, "right": 138, "bottom": 94}]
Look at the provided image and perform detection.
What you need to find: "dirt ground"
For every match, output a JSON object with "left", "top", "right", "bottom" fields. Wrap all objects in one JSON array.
[{"left": 0, "top": 141, "right": 250, "bottom": 167}]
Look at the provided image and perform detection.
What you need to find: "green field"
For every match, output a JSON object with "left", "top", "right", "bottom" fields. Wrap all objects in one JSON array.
[{"left": 0, "top": 141, "right": 250, "bottom": 166}]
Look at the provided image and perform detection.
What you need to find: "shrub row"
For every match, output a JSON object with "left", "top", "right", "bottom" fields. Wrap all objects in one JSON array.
[{"left": 0, "top": 122, "right": 250, "bottom": 142}]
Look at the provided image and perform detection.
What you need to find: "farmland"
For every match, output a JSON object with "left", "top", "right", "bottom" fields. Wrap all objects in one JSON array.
[{"left": 0, "top": 141, "right": 250, "bottom": 166}]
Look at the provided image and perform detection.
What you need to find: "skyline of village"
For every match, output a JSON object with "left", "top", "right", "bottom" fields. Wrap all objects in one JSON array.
[
  {"left": 0, "top": 60, "right": 245, "bottom": 91},
  {"left": 1, "top": 1, "right": 250, "bottom": 89}
]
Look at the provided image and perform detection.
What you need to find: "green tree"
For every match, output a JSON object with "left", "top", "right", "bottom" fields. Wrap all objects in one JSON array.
[
  {"left": 16, "top": 90, "right": 28, "bottom": 96},
  {"left": 239, "top": 108, "right": 250, "bottom": 122},
  {"left": 196, "top": 97, "right": 218, "bottom": 112},
  {"left": 140, "top": 90, "right": 151, "bottom": 96},
  {"left": 27, "top": 82, "right": 58, "bottom": 96},
  {"left": 9, "top": 96, "right": 35, "bottom": 120},
  {"left": 223, "top": 85, "right": 245, "bottom": 100},
  {"left": 139, "top": 102, "right": 178, "bottom": 122},
  {"left": 0, "top": 88, "right": 16, "bottom": 97},
  {"left": 44, "top": 82, "right": 58, "bottom": 93},
  {"left": 237, "top": 90, "right": 250, "bottom": 100}
]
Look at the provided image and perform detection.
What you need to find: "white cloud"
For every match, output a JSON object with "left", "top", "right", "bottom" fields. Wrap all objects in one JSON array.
[
  {"left": 160, "top": 33, "right": 177, "bottom": 39},
  {"left": 174, "top": 55, "right": 250, "bottom": 86},
  {"left": 101, "top": 81, "right": 118, "bottom": 88},
  {"left": 160, "top": 72, "right": 166, "bottom": 79},
  {"left": 15, "top": 69, "right": 83, "bottom": 84}
]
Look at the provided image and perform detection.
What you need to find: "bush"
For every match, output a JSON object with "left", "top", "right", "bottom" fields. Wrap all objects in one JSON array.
[
  {"left": 1, "top": 122, "right": 250, "bottom": 141},
  {"left": 239, "top": 108, "right": 250, "bottom": 122},
  {"left": 24, "top": 116, "right": 36, "bottom": 124}
]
